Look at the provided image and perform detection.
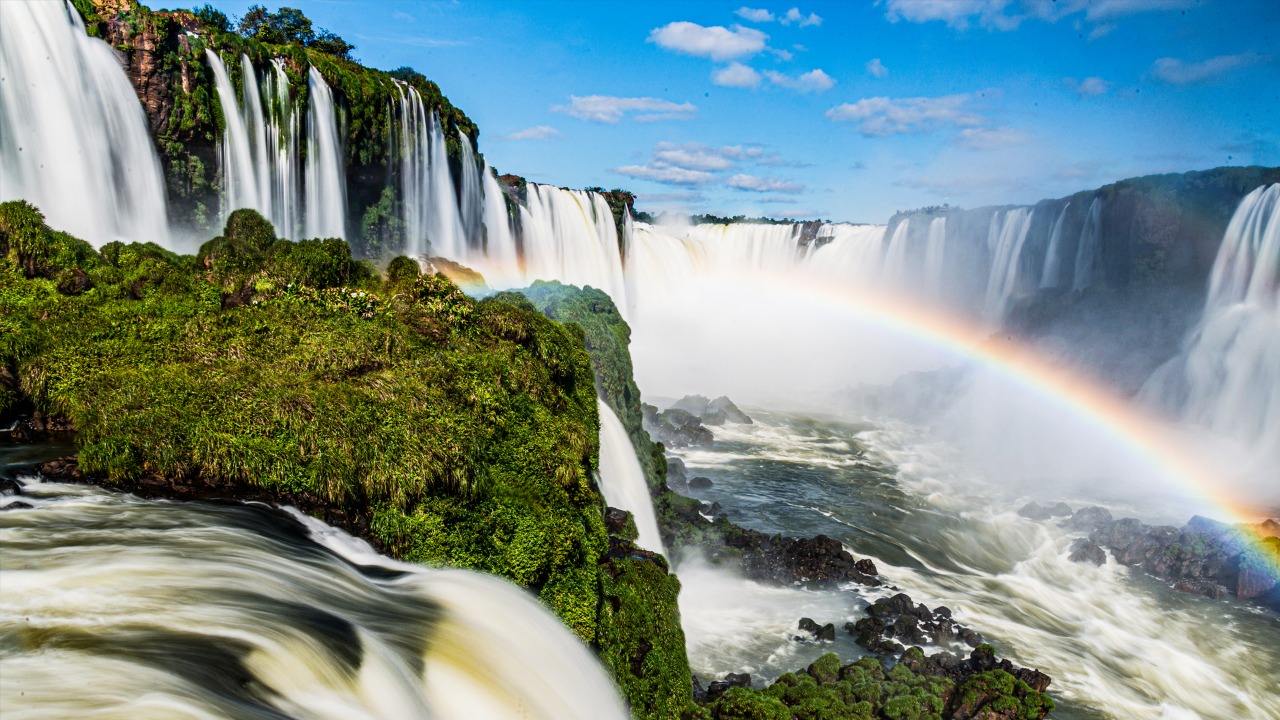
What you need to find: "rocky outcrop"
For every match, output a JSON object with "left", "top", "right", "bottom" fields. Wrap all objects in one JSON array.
[
  {"left": 726, "top": 530, "right": 880, "bottom": 587},
  {"left": 642, "top": 403, "right": 714, "bottom": 448},
  {"left": 846, "top": 591, "right": 984, "bottom": 655},
  {"left": 669, "top": 394, "right": 752, "bottom": 426},
  {"left": 1064, "top": 507, "right": 1280, "bottom": 610}
]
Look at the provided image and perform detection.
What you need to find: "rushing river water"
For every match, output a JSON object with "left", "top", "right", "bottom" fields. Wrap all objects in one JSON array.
[
  {"left": 673, "top": 411, "right": 1280, "bottom": 720},
  {"left": 0, "top": 442, "right": 626, "bottom": 720}
]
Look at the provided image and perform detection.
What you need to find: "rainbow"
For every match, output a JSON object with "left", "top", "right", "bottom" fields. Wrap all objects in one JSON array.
[{"left": 763, "top": 272, "right": 1280, "bottom": 579}]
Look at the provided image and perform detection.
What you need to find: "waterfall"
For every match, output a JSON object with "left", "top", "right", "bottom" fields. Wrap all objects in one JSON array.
[
  {"left": 206, "top": 51, "right": 304, "bottom": 238},
  {"left": 207, "top": 51, "right": 261, "bottom": 224},
  {"left": 304, "top": 66, "right": 347, "bottom": 240},
  {"left": 522, "top": 185, "right": 629, "bottom": 310},
  {"left": 1, "top": 481, "right": 627, "bottom": 720},
  {"left": 1141, "top": 184, "right": 1280, "bottom": 459},
  {"left": 267, "top": 59, "right": 301, "bottom": 239},
  {"left": 923, "top": 217, "right": 948, "bottom": 292},
  {"left": 458, "top": 133, "right": 483, "bottom": 243},
  {"left": 427, "top": 112, "right": 465, "bottom": 258},
  {"left": 479, "top": 160, "right": 520, "bottom": 276},
  {"left": 597, "top": 399, "right": 665, "bottom": 554},
  {"left": 882, "top": 219, "right": 911, "bottom": 281},
  {"left": 1072, "top": 197, "right": 1102, "bottom": 292},
  {"left": 391, "top": 85, "right": 467, "bottom": 259},
  {"left": 1039, "top": 202, "right": 1071, "bottom": 289},
  {"left": 0, "top": 0, "right": 169, "bottom": 246},
  {"left": 983, "top": 208, "right": 1035, "bottom": 324}
]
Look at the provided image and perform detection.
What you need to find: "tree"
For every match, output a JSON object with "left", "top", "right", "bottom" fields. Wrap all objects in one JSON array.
[
  {"left": 192, "top": 4, "right": 230, "bottom": 32},
  {"left": 234, "top": 5, "right": 354, "bottom": 61}
]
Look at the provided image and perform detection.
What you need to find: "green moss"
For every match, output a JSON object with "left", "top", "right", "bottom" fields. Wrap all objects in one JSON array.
[
  {"left": 2, "top": 206, "right": 609, "bottom": 644},
  {"left": 596, "top": 549, "right": 695, "bottom": 719}
]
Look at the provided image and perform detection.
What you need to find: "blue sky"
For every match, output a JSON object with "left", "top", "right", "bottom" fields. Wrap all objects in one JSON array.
[{"left": 195, "top": 0, "right": 1280, "bottom": 223}]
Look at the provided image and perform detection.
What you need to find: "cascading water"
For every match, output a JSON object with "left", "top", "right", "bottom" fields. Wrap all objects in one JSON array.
[
  {"left": 922, "top": 217, "right": 947, "bottom": 292},
  {"left": 304, "top": 67, "right": 347, "bottom": 240},
  {"left": 206, "top": 50, "right": 307, "bottom": 238},
  {"left": 597, "top": 400, "right": 665, "bottom": 554},
  {"left": 391, "top": 86, "right": 466, "bottom": 259},
  {"left": 882, "top": 219, "right": 911, "bottom": 281},
  {"left": 1039, "top": 202, "right": 1071, "bottom": 289},
  {"left": 457, "top": 133, "right": 484, "bottom": 243},
  {"left": 1141, "top": 183, "right": 1280, "bottom": 466},
  {"left": 0, "top": 473, "right": 628, "bottom": 720},
  {"left": 0, "top": 0, "right": 169, "bottom": 247},
  {"left": 521, "top": 185, "right": 629, "bottom": 310},
  {"left": 479, "top": 159, "right": 519, "bottom": 273},
  {"left": 983, "top": 208, "right": 1035, "bottom": 324},
  {"left": 1072, "top": 197, "right": 1102, "bottom": 292}
]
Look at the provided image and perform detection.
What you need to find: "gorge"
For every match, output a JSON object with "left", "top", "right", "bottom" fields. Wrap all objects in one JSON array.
[{"left": 2, "top": 1, "right": 1279, "bottom": 719}]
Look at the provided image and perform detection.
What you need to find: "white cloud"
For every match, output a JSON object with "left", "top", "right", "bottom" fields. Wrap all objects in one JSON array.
[
  {"left": 884, "top": 0, "right": 1192, "bottom": 31},
  {"left": 552, "top": 95, "right": 697, "bottom": 124},
  {"left": 1148, "top": 53, "right": 1265, "bottom": 85},
  {"left": 647, "top": 22, "right": 768, "bottom": 61},
  {"left": 764, "top": 68, "right": 835, "bottom": 93},
  {"left": 615, "top": 164, "right": 716, "bottom": 186},
  {"left": 781, "top": 8, "right": 823, "bottom": 27},
  {"left": 653, "top": 143, "right": 738, "bottom": 171},
  {"left": 770, "top": 48, "right": 795, "bottom": 61},
  {"left": 1064, "top": 76, "right": 1111, "bottom": 96},
  {"left": 826, "top": 93, "right": 984, "bottom": 136},
  {"left": 505, "top": 125, "right": 560, "bottom": 140},
  {"left": 956, "top": 126, "right": 1028, "bottom": 150},
  {"left": 866, "top": 58, "right": 889, "bottom": 79},
  {"left": 735, "top": 7, "right": 775, "bottom": 22},
  {"left": 713, "top": 62, "right": 762, "bottom": 88},
  {"left": 728, "top": 174, "right": 805, "bottom": 193}
]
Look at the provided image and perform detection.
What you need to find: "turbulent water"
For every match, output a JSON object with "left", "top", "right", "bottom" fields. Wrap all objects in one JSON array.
[
  {"left": 670, "top": 411, "right": 1280, "bottom": 720},
  {"left": 0, "top": 445, "right": 627, "bottom": 720}
]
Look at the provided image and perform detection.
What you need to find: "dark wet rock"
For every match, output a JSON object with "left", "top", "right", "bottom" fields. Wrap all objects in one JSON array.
[
  {"left": 691, "top": 675, "right": 707, "bottom": 703},
  {"left": 1048, "top": 502, "right": 1073, "bottom": 517},
  {"left": 796, "top": 619, "right": 836, "bottom": 643},
  {"left": 699, "top": 501, "right": 722, "bottom": 517},
  {"left": 0, "top": 500, "right": 34, "bottom": 511},
  {"left": 798, "top": 617, "right": 821, "bottom": 634},
  {"left": 604, "top": 507, "right": 636, "bottom": 538},
  {"left": 1069, "top": 538, "right": 1107, "bottom": 566},
  {"left": 665, "top": 455, "right": 688, "bottom": 493},
  {"left": 857, "top": 591, "right": 986, "bottom": 653},
  {"left": 855, "top": 558, "right": 878, "bottom": 575},
  {"left": 688, "top": 476, "right": 713, "bottom": 490},
  {"left": 1065, "top": 506, "right": 1113, "bottom": 531},
  {"left": 642, "top": 403, "right": 714, "bottom": 448},
  {"left": 0, "top": 477, "right": 24, "bottom": 495},
  {"left": 1238, "top": 567, "right": 1279, "bottom": 601},
  {"left": 727, "top": 531, "right": 880, "bottom": 587},
  {"left": 8, "top": 410, "right": 75, "bottom": 442},
  {"left": 56, "top": 267, "right": 92, "bottom": 296},
  {"left": 1018, "top": 502, "right": 1052, "bottom": 521},
  {"left": 1078, "top": 510, "right": 1280, "bottom": 612},
  {"left": 723, "top": 672, "right": 751, "bottom": 688},
  {"left": 708, "top": 396, "right": 752, "bottom": 424}
]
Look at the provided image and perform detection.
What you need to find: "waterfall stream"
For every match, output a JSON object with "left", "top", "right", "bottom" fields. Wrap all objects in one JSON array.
[
  {"left": 597, "top": 400, "right": 665, "bottom": 554},
  {"left": 0, "top": 0, "right": 169, "bottom": 247}
]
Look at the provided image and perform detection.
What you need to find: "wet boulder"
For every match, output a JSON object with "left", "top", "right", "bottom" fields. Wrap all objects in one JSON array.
[
  {"left": 1065, "top": 506, "right": 1113, "bottom": 531},
  {"left": 1018, "top": 502, "right": 1052, "bottom": 521},
  {"left": 1068, "top": 538, "right": 1107, "bottom": 566}
]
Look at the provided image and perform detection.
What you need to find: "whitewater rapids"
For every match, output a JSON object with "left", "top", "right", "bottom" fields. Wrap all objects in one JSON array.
[{"left": 0, "top": 458, "right": 627, "bottom": 720}]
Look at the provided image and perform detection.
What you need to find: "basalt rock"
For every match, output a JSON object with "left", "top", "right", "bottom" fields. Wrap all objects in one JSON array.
[
  {"left": 855, "top": 592, "right": 985, "bottom": 653},
  {"left": 797, "top": 618, "right": 835, "bottom": 642},
  {"left": 1078, "top": 510, "right": 1280, "bottom": 612},
  {"left": 642, "top": 404, "right": 714, "bottom": 448},
  {"left": 8, "top": 412, "right": 76, "bottom": 442},
  {"left": 1018, "top": 502, "right": 1052, "bottom": 521},
  {"left": 726, "top": 531, "right": 881, "bottom": 587},
  {"left": 688, "top": 476, "right": 713, "bottom": 490},
  {"left": 1068, "top": 538, "right": 1107, "bottom": 566}
]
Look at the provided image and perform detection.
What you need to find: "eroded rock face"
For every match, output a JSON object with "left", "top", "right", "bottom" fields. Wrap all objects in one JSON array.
[{"left": 642, "top": 403, "right": 714, "bottom": 448}]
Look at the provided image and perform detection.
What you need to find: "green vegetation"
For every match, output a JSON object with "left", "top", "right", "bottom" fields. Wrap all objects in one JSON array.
[
  {"left": 236, "top": 5, "right": 355, "bottom": 60},
  {"left": 1, "top": 204, "right": 607, "bottom": 642},
  {"left": 700, "top": 652, "right": 1053, "bottom": 720}
]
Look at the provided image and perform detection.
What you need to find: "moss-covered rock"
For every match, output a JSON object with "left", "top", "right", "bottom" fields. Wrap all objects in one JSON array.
[{"left": 1, "top": 206, "right": 610, "bottom": 642}]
